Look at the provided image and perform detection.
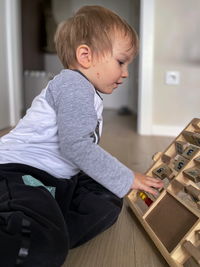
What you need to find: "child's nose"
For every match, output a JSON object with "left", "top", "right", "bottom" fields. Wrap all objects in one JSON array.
[{"left": 122, "top": 68, "right": 129, "bottom": 78}]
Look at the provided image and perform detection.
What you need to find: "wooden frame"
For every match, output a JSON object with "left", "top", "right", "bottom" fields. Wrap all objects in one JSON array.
[
  {"left": 137, "top": 0, "right": 155, "bottom": 135},
  {"left": 126, "top": 118, "right": 200, "bottom": 266}
]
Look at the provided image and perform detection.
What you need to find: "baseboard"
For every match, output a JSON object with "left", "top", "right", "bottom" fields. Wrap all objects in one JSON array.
[{"left": 151, "top": 124, "right": 184, "bottom": 137}]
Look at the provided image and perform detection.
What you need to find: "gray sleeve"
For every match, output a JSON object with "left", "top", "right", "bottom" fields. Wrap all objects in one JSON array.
[{"left": 47, "top": 75, "right": 134, "bottom": 197}]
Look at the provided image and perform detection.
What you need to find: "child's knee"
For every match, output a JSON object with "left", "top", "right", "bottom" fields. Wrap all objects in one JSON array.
[
  {"left": 0, "top": 180, "right": 69, "bottom": 267},
  {"left": 99, "top": 191, "right": 123, "bottom": 212},
  {"left": 107, "top": 195, "right": 123, "bottom": 221},
  {"left": 0, "top": 210, "right": 68, "bottom": 267}
]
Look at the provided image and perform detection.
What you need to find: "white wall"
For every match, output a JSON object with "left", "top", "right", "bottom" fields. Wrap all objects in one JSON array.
[
  {"left": 152, "top": 0, "right": 200, "bottom": 135},
  {"left": 45, "top": 0, "right": 140, "bottom": 112}
]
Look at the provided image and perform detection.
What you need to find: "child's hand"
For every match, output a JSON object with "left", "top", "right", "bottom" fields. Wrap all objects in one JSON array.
[{"left": 131, "top": 172, "right": 163, "bottom": 196}]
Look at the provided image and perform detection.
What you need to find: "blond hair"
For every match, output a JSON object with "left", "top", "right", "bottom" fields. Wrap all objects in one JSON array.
[{"left": 54, "top": 5, "right": 139, "bottom": 68}]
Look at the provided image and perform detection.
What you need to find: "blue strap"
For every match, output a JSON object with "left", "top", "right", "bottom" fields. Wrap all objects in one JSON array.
[{"left": 22, "top": 175, "right": 56, "bottom": 198}]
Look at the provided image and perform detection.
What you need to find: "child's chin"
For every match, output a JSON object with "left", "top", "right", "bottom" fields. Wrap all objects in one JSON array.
[
  {"left": 106, "top": 90, "right": 114, "bottom": 94},
  {"left": 98, "top": 88, "right": 114, "bottom": 94}
]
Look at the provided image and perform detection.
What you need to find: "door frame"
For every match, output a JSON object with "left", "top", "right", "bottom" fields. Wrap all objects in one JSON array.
[
  {"left": 137, "top": 0, "right": 154, "bottom": 135},
  {"left": 5, "top": 0, "right": 23, "bottom": 126}
]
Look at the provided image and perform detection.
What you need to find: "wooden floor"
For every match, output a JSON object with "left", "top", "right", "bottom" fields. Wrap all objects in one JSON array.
[{"left": 0, "top": 110, "right": 197, "bottom": 267}]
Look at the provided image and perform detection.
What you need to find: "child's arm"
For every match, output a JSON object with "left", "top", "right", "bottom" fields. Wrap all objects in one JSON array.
[{"left": 131, "top": 172, "right": 163, "bottom": 196}]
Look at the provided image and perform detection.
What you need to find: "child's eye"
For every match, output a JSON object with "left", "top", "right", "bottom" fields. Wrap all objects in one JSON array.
[{"left": 118, "top": 60, "right": 124, "bottom": 65}]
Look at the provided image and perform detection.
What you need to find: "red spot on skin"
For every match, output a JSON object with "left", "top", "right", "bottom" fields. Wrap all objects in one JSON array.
[{"left": 97, "top": 72, "right": 100, "bottom": 79}]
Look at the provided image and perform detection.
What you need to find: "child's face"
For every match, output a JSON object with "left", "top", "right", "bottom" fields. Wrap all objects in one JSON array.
[{"left": 89, "top": 33, "right": 135, "bottom": 94}]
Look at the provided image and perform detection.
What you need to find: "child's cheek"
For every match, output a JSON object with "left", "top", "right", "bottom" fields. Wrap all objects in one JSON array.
[{"left": 96, "top": 72, "right": 100, "bottom": 79}]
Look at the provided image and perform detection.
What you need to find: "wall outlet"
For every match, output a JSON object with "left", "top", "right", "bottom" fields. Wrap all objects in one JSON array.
[{"left": 165, "top": 71, "right": 180, "bottom": 85}]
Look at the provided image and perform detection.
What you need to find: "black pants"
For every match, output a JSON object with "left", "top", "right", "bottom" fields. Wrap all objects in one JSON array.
[{"left": 0, "top": 163, "right": 123, "bottom": 267}]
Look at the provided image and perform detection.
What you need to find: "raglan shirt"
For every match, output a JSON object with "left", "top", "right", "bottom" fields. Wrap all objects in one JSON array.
[{"left": 0, "top": 70, "right": 134, "bottom": 197}]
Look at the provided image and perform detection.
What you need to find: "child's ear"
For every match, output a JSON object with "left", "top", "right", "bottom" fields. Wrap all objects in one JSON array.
[{"left": 76, "top": 45, "right": 92, "bottom": 68}]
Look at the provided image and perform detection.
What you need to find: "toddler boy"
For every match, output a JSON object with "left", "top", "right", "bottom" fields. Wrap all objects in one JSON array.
[{"left": 0, "top": 5, "right": 163, "bottom": 266}]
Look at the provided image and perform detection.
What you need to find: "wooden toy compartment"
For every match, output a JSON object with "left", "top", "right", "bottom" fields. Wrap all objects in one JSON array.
[
  {"left": 145, "top": 192, "right": 198, "bottom": 253},
  {"left": 126, "top": 119, "right": 200, "bottom": 266}
]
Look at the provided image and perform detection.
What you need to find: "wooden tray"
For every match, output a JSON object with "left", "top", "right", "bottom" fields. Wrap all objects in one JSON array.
[{"left": 126, "top": 118, "right": 200, "bottom": 266}]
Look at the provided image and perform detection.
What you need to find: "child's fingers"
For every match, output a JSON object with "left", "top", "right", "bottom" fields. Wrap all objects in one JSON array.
[
  {"left": 144, "top": 177, "right": 163, "bottom": 188},
  {"left": 140, "top": 184, "right": 158, "bottom": 196},
  {"left": 146, "top": 176, "right": 163, "bottom": 183},
  {"left": 132, "top": 172, "right": 164, "bottom": 195},
  {"left": 140, "top": 177, "right": 163, "bottom": 195},
  {"left": 145, "top": 177, "right": 162, "bottom": 183}
]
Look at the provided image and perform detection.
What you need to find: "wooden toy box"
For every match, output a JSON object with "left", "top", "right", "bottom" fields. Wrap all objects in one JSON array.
[{"left": 126, "top": 118, "right": 200, "bottom": 266}]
